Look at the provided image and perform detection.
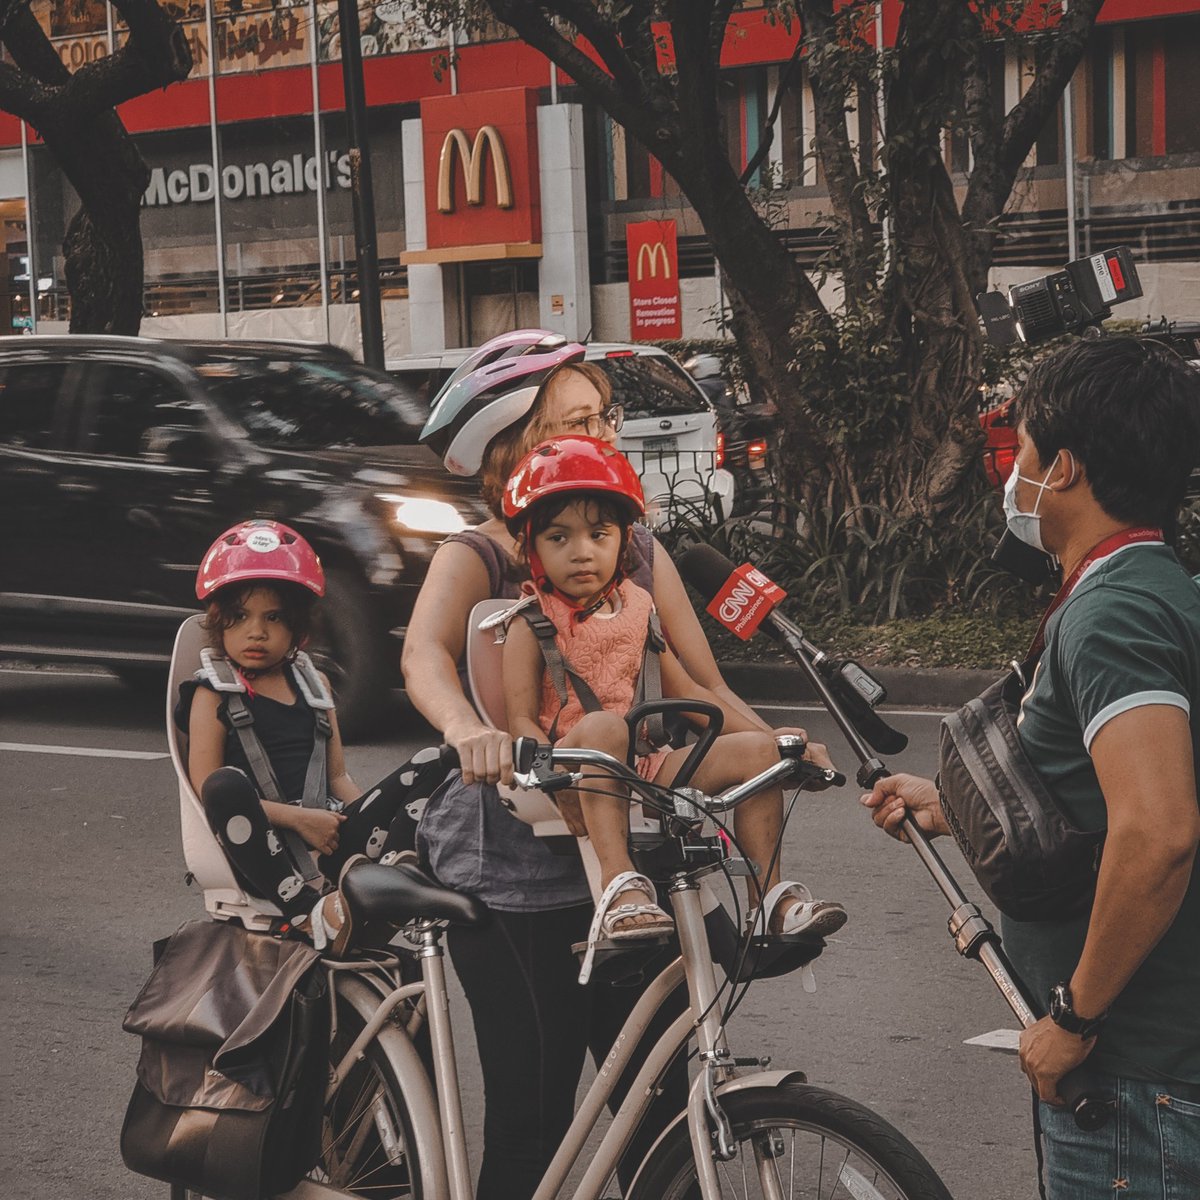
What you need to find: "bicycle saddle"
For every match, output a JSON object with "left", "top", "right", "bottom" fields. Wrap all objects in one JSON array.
[{"left": 341, "top": 861, "right": 488, "bottom": 928}]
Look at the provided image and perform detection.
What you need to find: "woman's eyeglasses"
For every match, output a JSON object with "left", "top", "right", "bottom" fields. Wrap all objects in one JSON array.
[{"left": 566, "top": 404, "right": 625, "bottom": 438}]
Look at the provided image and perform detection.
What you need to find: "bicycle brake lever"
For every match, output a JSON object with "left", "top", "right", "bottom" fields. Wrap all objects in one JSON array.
[{"left": 791, "top": 760, "right": 846, "bottom": 789}]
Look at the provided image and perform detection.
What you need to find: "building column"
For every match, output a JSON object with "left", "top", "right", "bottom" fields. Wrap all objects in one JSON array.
[
  {"left": 402, "top": 116, "right": 452, "bottom": 353},
  {"left": 536, "top": 103, "right": 590, "bottom": 341}
]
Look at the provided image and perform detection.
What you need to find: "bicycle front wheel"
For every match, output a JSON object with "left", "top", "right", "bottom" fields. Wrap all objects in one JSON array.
[{"left": 628, "top": 1083, "right": 953, "bottom": 1200}]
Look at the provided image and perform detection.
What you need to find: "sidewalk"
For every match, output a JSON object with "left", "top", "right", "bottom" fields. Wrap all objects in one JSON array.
[{"left": 722, "top": 661, "right": 1004, "bottom": 709}]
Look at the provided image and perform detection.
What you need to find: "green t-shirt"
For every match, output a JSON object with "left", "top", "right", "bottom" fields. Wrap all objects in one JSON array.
[{"left": 1003, "top": 542, "right": 1200, "bottom": 1085}]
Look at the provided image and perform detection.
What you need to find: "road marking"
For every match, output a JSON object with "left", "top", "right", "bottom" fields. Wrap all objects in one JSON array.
[
  {"left": 965, "top": 1028, "right": 1021, "bottom": 1053},
  {"left": 753, "top": 703, "right": 949, "bottom": 718},
  {"left": 0, "top": 742, "right": 167, "bottom": 761},
  {"left": 0, "top": 667, "right": 115, "bottom": 679}
]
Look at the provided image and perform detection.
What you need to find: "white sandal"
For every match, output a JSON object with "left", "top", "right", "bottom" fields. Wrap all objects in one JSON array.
[
  {"left": 578, "top": 871, "right": 673, "bottom": 985},
  {"left": 756, "top": 881, "right": 847, "bottom": 939}
]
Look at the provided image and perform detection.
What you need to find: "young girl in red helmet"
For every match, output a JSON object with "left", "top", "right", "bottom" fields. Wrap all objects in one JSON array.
[
  {"left": 501, "top": 437, "right": 847, "bottom": 961},
  {"left": 178, "top": 519, "right": 445, "bottom": 955}
]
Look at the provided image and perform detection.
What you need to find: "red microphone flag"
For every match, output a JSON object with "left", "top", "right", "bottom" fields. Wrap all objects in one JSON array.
[{"left": 706, "top": 563, "right": 787, "bottom": 640}]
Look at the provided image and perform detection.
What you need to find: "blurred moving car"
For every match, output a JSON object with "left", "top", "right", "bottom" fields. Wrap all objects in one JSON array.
[
  {"left": 388, "top": 341, "right": 735, "bottom": 525},
  {"left": 682, "top": 352, "right": 776, "bottom": 516},
  {"left": 0, "top": 337, "right": 487, "bottom": 738}
]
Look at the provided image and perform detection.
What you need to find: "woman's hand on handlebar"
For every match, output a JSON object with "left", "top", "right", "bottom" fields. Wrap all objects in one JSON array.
[
  {"left": 444, "top": 721, "right": 514, "bottom": 787},
  {"left": 859, "top": 773, "right": 949, "bottom": 842}
]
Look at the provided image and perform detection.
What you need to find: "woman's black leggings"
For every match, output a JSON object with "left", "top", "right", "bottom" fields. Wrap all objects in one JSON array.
[
  {"left": 447, "top": 903, "right": 689, "bottom": 1200},
  {"left": 200, "top": 760, "right": 437, "bottom": 917}
]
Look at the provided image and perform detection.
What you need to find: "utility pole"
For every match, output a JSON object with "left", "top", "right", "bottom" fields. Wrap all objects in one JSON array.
[{"left": 336, "top": 0, "right": 384, "bottom": 366}]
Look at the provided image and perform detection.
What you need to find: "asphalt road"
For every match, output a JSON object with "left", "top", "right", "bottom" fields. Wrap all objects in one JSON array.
[{"left": 0, "top": 666, "right": 1038, "bottom": 1200}]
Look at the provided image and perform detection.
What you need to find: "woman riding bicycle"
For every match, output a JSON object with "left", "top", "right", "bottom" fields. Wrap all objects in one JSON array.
[{"left": 402, "top": 330, "right": 837, "bottom": 1198}]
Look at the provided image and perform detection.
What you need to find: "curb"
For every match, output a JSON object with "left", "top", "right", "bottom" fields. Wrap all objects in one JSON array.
[{"left": 721, "top": 661, "right": 1004, "bottom": 709}]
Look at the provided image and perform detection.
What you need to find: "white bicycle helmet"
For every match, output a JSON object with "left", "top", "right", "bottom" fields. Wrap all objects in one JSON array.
[{"left": 421, "top": 330, "right": 586, "bottom": 476}]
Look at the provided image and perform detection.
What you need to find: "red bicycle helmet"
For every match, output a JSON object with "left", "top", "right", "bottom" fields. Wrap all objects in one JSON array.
[
  {"left": 503, "top": 435, "right": 645, "bottom": 527},
  {"left": 503, "top": 438, "right": 644, "bottom": 615},
  {"left": 196, "top": 520, "right": 326, "bottom": 601}
]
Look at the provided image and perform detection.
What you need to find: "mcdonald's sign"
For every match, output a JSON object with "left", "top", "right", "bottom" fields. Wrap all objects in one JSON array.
[
  {"left": 419, "top": 88, "right": 541, "bottom": 256},
  {"left": 437, "top": 126, "right": 513, "bottom": 213},
  {"left": 627, "top": 220, "right": 681, "bottom": 340}
]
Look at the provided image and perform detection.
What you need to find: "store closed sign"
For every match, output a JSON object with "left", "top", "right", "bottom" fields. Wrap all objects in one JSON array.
[
  {"left": 626, "top": 220, "right": 681, "bottom": 340},
  {"left": 143, "top": 150, "right": 352, "bottom": 206}
]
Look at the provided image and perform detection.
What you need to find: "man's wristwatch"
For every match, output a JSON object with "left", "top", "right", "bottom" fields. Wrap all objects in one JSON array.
[{"left": 1048, "top": 982, "right": 1107, "bottom": 1039}]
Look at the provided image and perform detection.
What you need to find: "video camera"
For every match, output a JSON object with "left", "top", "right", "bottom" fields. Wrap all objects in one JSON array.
[{"left": 976, "top": 246, "right": 1142, "bottom": 347}]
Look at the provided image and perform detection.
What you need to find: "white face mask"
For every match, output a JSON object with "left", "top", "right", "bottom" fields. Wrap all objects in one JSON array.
[{"left": 1002, "top": 460, "right": 1058, "bottom": 553}]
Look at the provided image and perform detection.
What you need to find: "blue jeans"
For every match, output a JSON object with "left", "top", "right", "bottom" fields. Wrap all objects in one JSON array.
[{"left": 1039, "top": 1073, "right": 1200, "bottom": 1198}]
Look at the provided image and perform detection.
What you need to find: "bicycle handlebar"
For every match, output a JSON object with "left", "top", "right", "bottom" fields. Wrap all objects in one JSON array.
[{"left": 436, "top": 738, "right": 845, "bottom": 815}]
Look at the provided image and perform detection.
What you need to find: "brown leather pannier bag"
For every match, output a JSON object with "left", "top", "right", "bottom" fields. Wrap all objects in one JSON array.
[{"left": 121, "top": 919, "right": 328, "bottom": 1200}]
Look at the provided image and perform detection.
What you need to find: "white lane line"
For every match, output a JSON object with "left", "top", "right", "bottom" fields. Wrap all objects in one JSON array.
[
  {"left": 0, "top": 742, "right": 167, "bottom": 760},
  {"left": 964, "top": 1028, "right": 1021, "bottom": 1053},
  {"left": 753, "top": 703, "right": 949, "bottom": 717},
  {"left": 0, "top": 667, "right": 115, "bottom": 679}
]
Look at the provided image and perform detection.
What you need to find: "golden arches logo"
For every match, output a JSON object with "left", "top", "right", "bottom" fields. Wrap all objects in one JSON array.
[
  {"left": 437, "top": 126, "right": 513, "bottom": 213},
  {"left": 635, "top": 240, "right": 671, "bottom": 281}
]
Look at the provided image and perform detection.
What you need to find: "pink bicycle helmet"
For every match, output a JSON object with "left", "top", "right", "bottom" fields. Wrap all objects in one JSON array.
[
  {"left": 196, "top": 520, "right": 326, "bottom": 601},
  {"left": 420, "top": 329, "right": 586, "bottom": 476}
]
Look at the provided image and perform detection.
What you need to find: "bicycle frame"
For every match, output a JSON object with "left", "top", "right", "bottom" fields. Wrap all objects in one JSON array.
[{"left": 280, "top": 747, "right": 817, "bottom": 1200}]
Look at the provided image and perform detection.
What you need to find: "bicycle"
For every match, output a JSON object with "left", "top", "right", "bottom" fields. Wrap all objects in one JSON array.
[{"left": 170, "top": 696, "right": 952, "bottom": 1200}]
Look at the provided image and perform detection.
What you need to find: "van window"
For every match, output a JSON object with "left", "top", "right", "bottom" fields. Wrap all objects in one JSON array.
[
  {"left": 79, "top": 365, "right": 207, "bottom": 457},
  {"left": 205, "top": 358, "right": 427, "bottom": 448},
  {"left": 0, "top": 361, "right": 69, "bottom": 448},
  {"left": 589, "top": 354, "right": 709, "bottom": 420}
]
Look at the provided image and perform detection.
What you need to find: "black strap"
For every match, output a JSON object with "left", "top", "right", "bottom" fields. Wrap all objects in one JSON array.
[
  {"left": 519, "top": 606, "right": 668, "bottom": 754},
  {"left": 631, "top": 611, "right": 666, "bottom": 755}
]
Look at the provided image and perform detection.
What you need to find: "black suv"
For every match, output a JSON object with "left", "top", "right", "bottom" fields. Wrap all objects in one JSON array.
[{"left": 0, "top": 336, "right": 487, "bottom": 738}]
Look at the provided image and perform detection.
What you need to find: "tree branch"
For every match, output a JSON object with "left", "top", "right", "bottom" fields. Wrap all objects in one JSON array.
[
  {"left": 963, "top": 0, "right": 1104, "bottom": 235},
  {"left": 0, "top": 58, "right": 49, "bottom": 125},
  {"left": 798, "top": 0, "right": 876, "bottom": 286},
  {"left": 3, "top": 5, "right": 72, "bottom": 86}
]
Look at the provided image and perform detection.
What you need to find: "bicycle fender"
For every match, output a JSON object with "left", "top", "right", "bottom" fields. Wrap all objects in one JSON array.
[
  {"left": 624, "top": 1069, "right": 809, "bottom": 1196},
  {"left": 337, "top": 975, "right": 450, "bottom": 1200}
]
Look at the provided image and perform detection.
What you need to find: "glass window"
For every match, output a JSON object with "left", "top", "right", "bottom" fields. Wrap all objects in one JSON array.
[
  {"left": 590, "top": 354, "right": 709, "bottom": 420},
  {"left": 80, "top": 365, "right": 207, "bottom": 457},
  {"left": 204, "top": 357, "right": 426, "bottom": 447},
  {"left": 0, "top": 361, "right": 69, "bottom": 448}
]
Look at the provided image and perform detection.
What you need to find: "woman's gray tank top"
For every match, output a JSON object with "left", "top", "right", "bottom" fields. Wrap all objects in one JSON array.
[{"left": 416, "top": 524, "right": 655, "bottom": 911}]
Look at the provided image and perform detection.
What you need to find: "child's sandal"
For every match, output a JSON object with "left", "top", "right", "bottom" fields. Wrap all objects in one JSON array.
[
  {"left": 578, "top": 871, "right": 673, "bottom": 985},
  {"left": 756, "top": 881, "right": 847, "bottom": 938}
]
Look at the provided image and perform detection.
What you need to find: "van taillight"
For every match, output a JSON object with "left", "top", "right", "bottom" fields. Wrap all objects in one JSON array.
[{"left": 715, "top": 431, "right": 725, "bottom": 468}]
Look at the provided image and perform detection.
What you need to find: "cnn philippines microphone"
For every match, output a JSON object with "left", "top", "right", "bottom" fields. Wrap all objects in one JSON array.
[{"left": 677, "top": 544, "right": 908, "bottom": 756}]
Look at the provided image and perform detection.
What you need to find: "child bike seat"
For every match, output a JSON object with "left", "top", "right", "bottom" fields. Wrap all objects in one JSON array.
[{"left": 167, "top": 615, "right": 282, "bottom": 930}]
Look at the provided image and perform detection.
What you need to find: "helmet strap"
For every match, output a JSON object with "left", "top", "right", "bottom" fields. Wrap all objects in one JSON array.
[{"left": 525, "top": 521, "right": 630, "bottom": 622}]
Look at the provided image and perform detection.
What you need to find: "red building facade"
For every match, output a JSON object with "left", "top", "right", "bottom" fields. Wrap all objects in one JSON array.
[{"left": 4, "top": 0, "right": 1199, "bottom": 349}]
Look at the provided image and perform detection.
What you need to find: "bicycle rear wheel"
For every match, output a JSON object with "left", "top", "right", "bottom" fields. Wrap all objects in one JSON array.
[
  {"left": 628, "top": 1083, "right": 952, "bottom": 1200},
  {"left": 307, "top": 984, "right": 427, "bottom": 1197}
]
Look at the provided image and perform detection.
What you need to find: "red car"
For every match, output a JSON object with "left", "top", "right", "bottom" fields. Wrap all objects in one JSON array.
[{"left": 980, "top": 397, "right": 1018, "bottom": 489}]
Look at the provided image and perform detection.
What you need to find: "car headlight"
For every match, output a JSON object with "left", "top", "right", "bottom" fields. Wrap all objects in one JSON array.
[{"left": 377, "top": 494, "right": 468, "bottom": 535}]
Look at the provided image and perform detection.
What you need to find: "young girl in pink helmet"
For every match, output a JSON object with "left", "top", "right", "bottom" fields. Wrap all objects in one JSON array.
[
  {"left": 500, "top": 437, "right": 847, "bottom": 971},
  {"left": 178, "top": 519, "right": 444, "bottom": 954}
]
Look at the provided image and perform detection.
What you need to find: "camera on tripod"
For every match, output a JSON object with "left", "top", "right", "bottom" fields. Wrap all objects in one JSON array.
[{"left": 976, "top": 246, "right": 1142, "bottom": 346}]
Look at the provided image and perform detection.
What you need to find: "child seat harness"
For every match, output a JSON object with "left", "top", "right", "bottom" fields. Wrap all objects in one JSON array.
[
  {"left": 494, "top": 595, "right": 669, "bottom": 753},
  {"left": 197, "top": 648, "right": 334, "bottom": 884}
]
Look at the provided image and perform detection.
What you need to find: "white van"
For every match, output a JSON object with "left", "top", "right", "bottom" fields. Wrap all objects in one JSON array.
[{"left": 387, "top": 342, "right": 735, "bottom": 527}]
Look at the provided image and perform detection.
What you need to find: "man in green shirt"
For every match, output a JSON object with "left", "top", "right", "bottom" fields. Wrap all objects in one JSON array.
[{"left": 862, "top": 336, "right": 1200, "bottom": 1197}]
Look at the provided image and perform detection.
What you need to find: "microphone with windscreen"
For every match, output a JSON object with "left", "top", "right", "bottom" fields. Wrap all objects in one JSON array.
[{"left": 676, "top": 544, "right": 907, "bottom": 755}]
